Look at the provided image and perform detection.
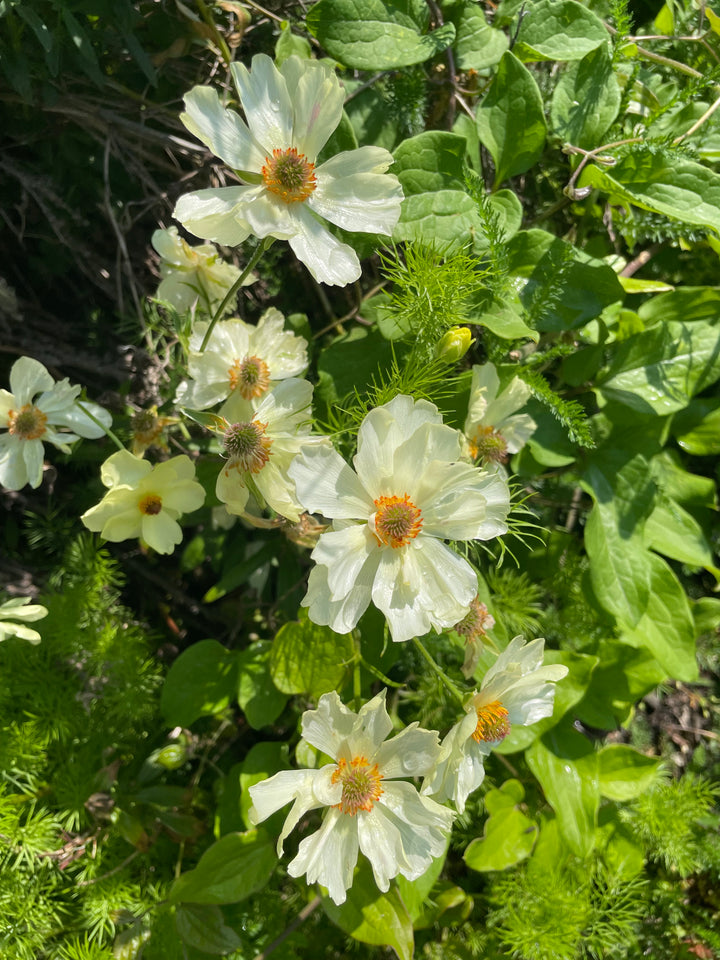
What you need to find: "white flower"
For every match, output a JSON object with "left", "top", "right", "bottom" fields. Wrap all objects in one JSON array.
[
  {"left": 0, "top": 597, "right": 48, "bottom": 645},
  {"left": 464, "top": 364, "right": 536, "bottom": 470},
  {"left": 0, "top": 357, "right": 112, "bottom": 491},
  {"left": 177, "top": 308, "right": 309, "bottom": 422},
  {"left": 172, "top": 54, "right": 403, "bottom": 286},
  {"left": 422, "top": 636, "right": 568, "bottom": 813},
  {"left": 216, "top": 378, "right": 325, "bottom": 523},
  {"left": 288, "top": 395, "right": 511, "bottom": 643},
  {"left": 81, "top": 450, "right": 206, "bottom": 554},
  {"left": 248, "top": 690, "right": 453, "bottom": 905},
  {"left": 151, "top": 226, "right": 251, "bottom": 316}
]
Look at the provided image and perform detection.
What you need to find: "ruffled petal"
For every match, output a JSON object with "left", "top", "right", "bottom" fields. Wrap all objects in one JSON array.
[
  {"left": 301, "top": 555, "right": 376, "bottom": 636},
  {"left": 100, "top": 450, "right": 152, "bottom": 489},
  {"left": 421, "top": 711, "right": 483, "bottom": 813},
  {"left": 419, "top": 461, "right": 510, "bottom": 541},
  {"left": 281, "top": 56, "right": 344, "bottom": 161},
  {"left": 312, "top": 524, "right": 376, "bottom": 599},
  {"left": 173, "top": 187, "right": 255, "bottom": 246},
  {"left": 289, "top": 445, "right": 371, "bottom": 520},
  {"left": 311, "top": 147, "right": 403, "bottom": 234},
  {"left": 0, "top": 436, "right": 30, "bottom": 490},
  {"left": 374, "top": 724, "right": 440, "bottom": 779},
  {"left": 500, "top": 412, "right": 537, "bottom": 454},
  {"left": 287, "top": 807, "right": 359, "bottom": 905},
  {"left": 181, "top": 85, "right": 266, "bottom": 172},
  {"left": 242, "top": 190, "right": 299, "bottom": 241},
  {"left": 9, "top": 357, "right": 54, "bottom": 406},
  {"left": 47, "top": 399, "right": 112, "bottom": 439},
  {"left": 287, "top": 203, "right": 361, "bottom": 286},
  {"left": 248, "top": 767, "right": 329, "bottom": 854},
  {"left": 249, "top": 307, "right": 308, "bottom": 379},
  {"left": 301, "top": 692, "right": 360, "bottom": 759},
  {"left": 141, "top": 511, "right": 183, "bottom": 554},
  {"left": 230, "top": 54, "right": 294, "bottom": 154}
]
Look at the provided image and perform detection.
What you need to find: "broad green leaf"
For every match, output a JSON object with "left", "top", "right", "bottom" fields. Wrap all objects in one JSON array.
[
  {"left": 574, "top": 642, "right": 667, "bottom": 730},
  {"left": 411, "top": 881, "right": 472, "bottom": 930},
  {"left": 306, "top": 0, "right": 455, "bottom": 69},
  {"left": 579, "top": 148, "right": 720, "bottom": 235},
  {"left": 464, "top": 805, "right": 537, "bottom": 872},
  {"left": 393, "top": 131, "right": 484, "bottom": 248},
  {"left": 507, "top": 230, "right": 624, "bottom": 331},
  {"left": 694, "top": 596, "right": 720, "bottom": 635},
  {"left": 275, "top": 23, "right": 312, "bottom": 63},
  {"left": 550, "top": 44, "right": 621, "bottom": 148},
  {"left": 451, "top": 1, "right": 508, "bottom": 70},
  {"left": 175, "top": 904, "right": 243, "bottom": 955},
  {"left": 651, "top": 450, "right": 718, "bottom": 509},
  {"left": 514, "top": 0, "right": 608, "bottom": 62},
  {"left": 597, "top": 810, "right": 646, "bottom": 878},
  {"left": 396, "top": 843, "right": 448, "bottom": 921},
  {"left": 597, "top": 320, "right": 720, "bottom": 415},
  {"left": 236, "top": 643, "right": 287, "bottom": 729},
  {"left": 16, "top": 5, "right": 52, "bottom": 52},
  {"left": 476, "top": 52, "right": 546, "bottom": 186},
  {"left": 496, "top": 650, "right": 598, "bottom": 753},
  {"left": 345, "top": 82, "right": 399, "bottom": 153},
  {"left": 270, "top": 615, "right": 354, "bottom": 698},
  {"left": 673, "top": 397, "right": 720, "bottom": 455},
  {"left": 583, "top": 456, "right": 656, "bottom": 625},
  {"left": 619, "top": 552, "right": 699, "bottom": 681},
  {"left": 526, "top": 725, "right": 599, "bottom": 858},
  {"left": 598, "top": 745, "right": 662, "bottom": 801},
  {"left": 168, "top": 830, "right": 276, "bottom": 904},
  {"left": 316, "top": 326, "right": 399, "bottom": 414},
  {"left": 638, "top": 287, "right": 720, "bottom": 326},
  {"left": 324, "top": 861, "right": 414, "bottom": 960},
  {"left": 644, "top": 492, "right": 717, "bottom": 572},
  {"left": 465, "top": 292, "right": 539, "bottom": 342},
  {"left": 161, "top": 640, "right": 238, "bottom": 727}
]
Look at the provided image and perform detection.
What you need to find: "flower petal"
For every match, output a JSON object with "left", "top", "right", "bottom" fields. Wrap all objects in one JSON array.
[
  {"left": 281, "top": 56, "right": 344, "bottom": 161},
  {"left": 301, "top": 692, "right": 360, "bottom": 758},
  {"left": 230, "top": 54, "right": 294, "bottom": 154},
  {"left": 288, "top": 807, "right": 359, "bottom": 905},
  {"left": 48, "top": 399, "right": 112, "bottom": 439},
  {"left": 0, "top": 436, "right": 30, "bottom": 490},
  {"left": 301, "top": 554, "right": 375, "bottom": 636},
  {"left": 100, "top": 450, "right": 152, "bottom": 489},
  {"left": 141, "top": 511, "right": 183, "bottom": 554},
  {"left": 374, "top": 724, "right": 440, "bottom": 779},
  {"left": 311, "top": 147, "right": 403, "bottom": 234},
  {"left": 290, "top": 445, "right": 371, "bottom": 520},
  {"left": 287, "top": 204, "right": 361, "bottom": 286},
  {"left": 173, "top": 187, "right": 255, "bottom": 246},
  {"left": 181, "top": 85, "right": 267, "bottom": 172},
  {"left": 421, "top": 710, "right": 483, "bottom": 813},
  {"left": 249, "top": 767, "right": 328, "bottom": 854},
  {"left": 22, "top": 437, "right": 45, "bottom": 489},
  {"left": 9, "top": 357, "right": 54, "bottom": 406},
  {"left": 419, "top": 461, "right": 510, "bottom": 541},
  {"left": 312, "top": 524, "right": 376, "bottom": 599}
]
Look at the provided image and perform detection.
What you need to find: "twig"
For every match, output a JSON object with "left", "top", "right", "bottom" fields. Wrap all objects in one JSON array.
[
  {"left": 251, "top": 896, "right": 323, "bottom": 960},
  {"left": 76, "top": 850, "right": 141, "bottom": 886},
  {"left": 619, "top": 242, "right": 662, "bottom": 278},
  {"left": 674, "top": 93, "right": 720, "bottom": 143}
]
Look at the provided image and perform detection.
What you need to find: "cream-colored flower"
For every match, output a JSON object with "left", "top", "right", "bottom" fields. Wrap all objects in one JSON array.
[
  {"left": 81, "top": 450, "right": 205, "bottom": 554},
  {"left": 176, "top": 308, "right": 309, "bottom": 423},
  {"left": 464, "top": 364, "right": 536, "bottom": 469},
  {"left": 152, "top": 226, "right": 251, "bottom": 316},
  {"left": 0, "top": 597, "right": 48, "bottom": 645},
  {"left": 288, "top": 395, "right": 511, "bottom": 643},
  {"left": 422, "top": 636, "right": 568, "bottom": 813},
  {"left": 248, "top": 690, "right": 453, "bottom": 905},
  {"left": 216, "top": 378, "right": 324, "bottom": 523},
  {"left": 173, "top": 54, "right": 403, "bottom": 286},
  {"left": 0, "top": 356, "right": 112, "bottom": 491}
]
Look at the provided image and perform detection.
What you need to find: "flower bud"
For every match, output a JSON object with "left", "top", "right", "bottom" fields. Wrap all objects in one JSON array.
[{"left": 434, "top": 326, "right": 472, "bottom": 364}]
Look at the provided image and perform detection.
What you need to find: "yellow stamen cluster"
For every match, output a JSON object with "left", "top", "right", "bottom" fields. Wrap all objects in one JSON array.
[
  {"left": 331, "top": 756, "right": 384, "bottom": 816},
  {"left": 228, "top": 355, "right": 271, "bottom": 401},
  {"left": 472, "top": 700, "right": 511, "bottom": 743},
  {"left": 373, "top": 494, "right": 423, "bottom": 549},
  {"left": 7, "top": 404, "right": 48, "bottom": 441},
  {"left": 262, "top": 147, "right": 317, "bottom": 203},
  {"left": 469, "top": 425, "right": 508, "bottom": 464}
]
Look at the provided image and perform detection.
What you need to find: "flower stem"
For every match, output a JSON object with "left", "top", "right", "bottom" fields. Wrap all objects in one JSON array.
[
  {"left": 353, "top": 633, "right": 362, "bottom": 710},
  {"left": 75, "top": 401, "right": 125, "bottom": 452},
  {"left": 199, "top": 238, "right": 273, "bottom": 353},
  {"left": 412, "top": 637, "right": 467, "bottom": 707}
]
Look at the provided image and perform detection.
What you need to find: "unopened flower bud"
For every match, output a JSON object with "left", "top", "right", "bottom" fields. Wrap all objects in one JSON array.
[{"left": 434, "top": 327, "right": 472, "bottom": 364}]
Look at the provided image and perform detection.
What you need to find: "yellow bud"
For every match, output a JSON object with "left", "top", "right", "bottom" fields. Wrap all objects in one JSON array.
[{"left": 434, "top": 327, "right": 472, "bottom": 364}]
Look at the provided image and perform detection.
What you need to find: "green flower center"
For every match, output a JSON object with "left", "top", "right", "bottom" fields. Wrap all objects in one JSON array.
[
  {"left": 223, "top": 421, "right": 272, "bottom": 474},
  {"left": 262, "top": 148, "right": 317, "bottom": 203},
  {"left": 8, "top": 403, "right": 47, "bottom": 440},
  {"left": 470, "top": 426, "right": 508, "bottom": 464},
  {"left": 373, "top": 494, "right": 423, "bottom": 548}
]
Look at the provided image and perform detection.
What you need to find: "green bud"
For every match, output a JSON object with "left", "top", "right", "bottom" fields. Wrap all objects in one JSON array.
[{"left": 434, "top": 327, "right": 472, "bottom": 364}]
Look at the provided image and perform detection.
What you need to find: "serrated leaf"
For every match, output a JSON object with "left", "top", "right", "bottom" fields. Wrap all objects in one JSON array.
[
  {"left": 598, "top": 745, "right": 661, "bottom": 801},
  {"left": 306, "top": 0, "right": 455, "bottom": 69},
  {"left": 578, "top": 148, "right": 720, "bottom": 234},
  {"left": 169, "top": 830, "right": 276, "bottom": 904},
  {"left": 550, "top": 43, "right": 621, "bottom": 148},
  {"left": 161, "top": 640, "right": 238, "bottom": 727},
  {"left": 270, "top": 616, "right": 354, "bottom": 698},
  {"left": 324, "top": 861, "right": 414, "bottom": 960},
  {"left": 514, "top": 0, "right": 608, "bottom": 62},
  {"left": 476, "top": 51, "right": 546, "bottom": 186}
]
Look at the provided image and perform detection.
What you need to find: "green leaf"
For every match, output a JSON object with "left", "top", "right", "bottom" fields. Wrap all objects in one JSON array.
[
  {"left": 476, "top": 52, "right": 546, "bottom": 187},
  {"left": 638, "top": 287, "right": 720, "bottom": 326},
  {"left": 597, "top": 320, "right": 720, "bottom": 415},
  {"left": 526, "top": 725, "right": 599, "bottom": 858},
  {"left": 514, "top": 0, "right": 609, "bottom": 62},
  {"left": 598, "top": 745, "right": 662, "bottom": 802},
  {"left": 464, "top": 805, "right": 537, "bottom": 872},
  {"left": 60, "top": 8, "right": 105, "bottom": 85},
  {"left": 507, "top": 229, "right": 624, "bottom": 331},
  {"left": 270, "top": 615, "right": 354, "bottom": 698},
  {"left": 392, "top": 131, "right": 484, "bottom": 249},
  {"left": 550, "top": 44, "right": 621, "bottom": 148},
  {"left": 316, "top": 326, "right": 398, "bottom": 415},
  {"left": 323, "top": 861, "right": 414, "bottom": 960},
  {"left": 450, "top": 1, "right": 508, "bottom": 71},
  {"left": 161, "top": 640, "right": 238, "bottom": 727},
  {"left": 237, "top": 643, "right": 287, "bottom": 729},
  {"left": 306, "top": 0, "right": 455, "bottom": 69},
  {"left": 583, "top": 456, "right": 655, "bottom": 626},
  {"left": 644, "top": 492, "right": 718, "bottom": 572},
  {"left": 619, "top": 552, "right": 699, "bottom": 682},
  {"left": 168, "top": 830, "right": 276, "bottom": 904},
  {"left": 275, "top": 23, "right": 312, "bottom": 64},
  {"left": 465, "top": 292, "right": 539, "bottom": 342},
  {"left": 175, "top": 904, "right": 243, "bottom": 954},
  {"left": 579, "top": 148, "right": 720, "bottom": 235},
  {"left": 673, "top": 397, "right": 720, "bottom": 455},
  {"left": 15, "top": 5, "right": 52, "bottom": 52},
  {"left": 396, "top": 843, "right": 448, "bottom": 921}
]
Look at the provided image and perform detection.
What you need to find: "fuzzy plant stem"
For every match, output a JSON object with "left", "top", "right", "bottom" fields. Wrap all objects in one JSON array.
[
  {"left": 412, "top": 637, "right": 467, "bottom": 707},
  {"left": 199, "top": 237, "right": 274, "bottom": 353}
]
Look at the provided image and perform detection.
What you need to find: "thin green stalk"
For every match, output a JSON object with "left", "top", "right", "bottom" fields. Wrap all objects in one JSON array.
[
  {"left": 194, "top": 0, "right": 233, "bottom": 66},
  {"left": 199, "top": 238, "right": 273, "bottom": 353},
  {"left": 353, "top": 633, "right": 362, "bottom": 710},
  {"left": 75, "top": 401, "right": 125, "bottom": 452},
  {"left": 412, "top": 637, "right": 467, "bottom": 707}
]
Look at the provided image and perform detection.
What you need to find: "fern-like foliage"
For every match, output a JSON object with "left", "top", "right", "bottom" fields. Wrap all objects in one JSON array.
[{"left": 517, "top": 367, "right": 595, "bottom": 448}]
